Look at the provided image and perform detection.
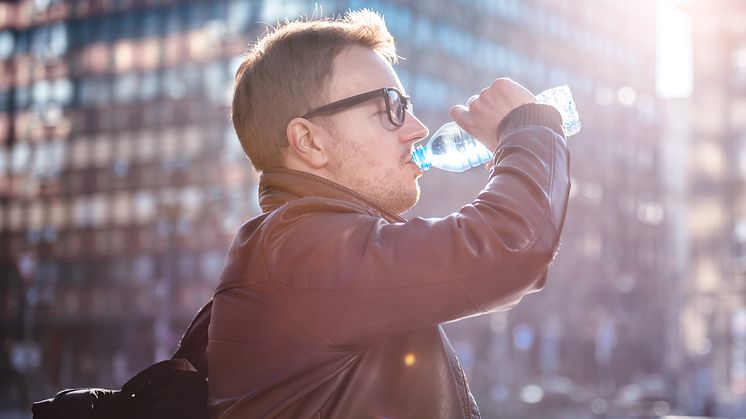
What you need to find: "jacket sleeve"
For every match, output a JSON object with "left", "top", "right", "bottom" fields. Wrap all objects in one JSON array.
[{"left": 263, "top": 104, "right": 571, "bottom": 346}]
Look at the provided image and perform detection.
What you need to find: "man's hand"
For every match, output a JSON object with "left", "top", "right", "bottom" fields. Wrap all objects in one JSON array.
[{"left": 450, "top": 78, "right": 536, "bottom": 152}]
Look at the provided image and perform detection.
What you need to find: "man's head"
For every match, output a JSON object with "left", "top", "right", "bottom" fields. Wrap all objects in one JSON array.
[{"left": 232, "top": 10, "right": 429, "bottom": 214}]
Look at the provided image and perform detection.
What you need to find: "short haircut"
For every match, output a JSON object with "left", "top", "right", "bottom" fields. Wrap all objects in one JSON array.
[{"left": 231, "top": 9, "right": 398, "bottom": 171}]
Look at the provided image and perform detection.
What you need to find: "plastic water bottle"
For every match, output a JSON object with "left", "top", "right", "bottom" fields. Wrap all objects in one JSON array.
[{"left": 411, "top": 85, "right": 580, "bottom": 172}]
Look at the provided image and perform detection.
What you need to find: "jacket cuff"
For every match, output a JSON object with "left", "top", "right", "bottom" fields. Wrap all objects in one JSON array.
[{"left": 496, "top": 103, "right": 564, "bottom": 142}]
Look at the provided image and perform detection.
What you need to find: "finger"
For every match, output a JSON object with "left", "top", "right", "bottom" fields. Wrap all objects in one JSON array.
[{"left": 450, "top": 104, "right": 471, "bottom": 128}]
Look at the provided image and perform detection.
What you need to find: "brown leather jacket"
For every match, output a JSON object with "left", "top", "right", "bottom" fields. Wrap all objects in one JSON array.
[{"left": 207, "top": 104, "right": 570, "bottom": 418}]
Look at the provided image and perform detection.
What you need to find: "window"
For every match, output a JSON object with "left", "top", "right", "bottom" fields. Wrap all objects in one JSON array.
[
  {"left": 414, "top": 16, "right": 434, "bottom": 48},
  {"left": 0, "top": 30, "right": 13, "bottom": 60},
  {"left": 114, "top": 132, "right": 134, "bottom": 161},
  {"left": 92, "top": 134, "right": 112, "bottom": 167},
  {"left": 80, "top": 76, "right": 112, "bottom": 106},
  {"left": 108, "top": 227, "right": 127, "bottom": 255},
  {"left": 85, "top": 44, "right": 111, "bottom": 75},
  {"left": 142, "top": 10, "right": 161, "bottom": 38},
  {"left": 78, "top": 78, "right": 94, "bottom": 106},
  {"left": 114, "top": 73, "right": 138, "bottom": 103},
  {"left": 15, "top": 85, "right": 31, "bottom": 109},
  {"left": 0, "top": 145, "right": 6, "bottom": 174},
  {"left": 180, "top": 186, "right": 202, "bottom": 218},
  {"left": 182, "top": 64, "right": 201, "bottom": 96},
  {"left": 110, "top": 257, "right": 129, "bottom": 283},
  {"left": 29, "top": 23, "right": 69, "bottom": 59},
  {"left": 386, "top": 3, "right": 412, "bottom": 38},
  {"left": 32, "top": 139, "right": 65, "bottom": 179},
  {"left": 0, "top": 91, "right": 9, "bottom": 113},
  {"left": 120, "top": 11, "right": 137, "bottom": 39},
  {"left": 185, "top": 2, "right": 207, "bottom": 30},
  {"left": 11, "top": 142, "right": 31, "bottom": 174},
  {"left": 48, "top": 22, "right": 69, "bottom": 57},
  {"left": 135, "top": 129, "right": 157, "bottom": 162},
  {"left": 203, "top": 61, "right": 227, "bottom": 105},
  {"left": 160, "top": 127, "right": 179, "bottom": 158},
  {"left": 15, "top": 28, "right": 30, "bottom": 54},
  {"left": 139, "top": 70, "right": 159, "bottom": 101},
  {"left": 28, "top": 200, "right": 44, "bottom": 230},
  {"left": 134, "top": 254, "right": 155, "bottom": 283},
  {"left": 52, "top": 78, "right": 73, "bottom": 106},
  {"left": 182, "top": 125, "right": 202, "bottom": 157},
  {"left": 8, "top": 202, "right": 24, "bottom": 231},
  {"left": 49, "top": 198, "right": 67, "bottom": 228},
  {"left": 201, "top": 250, "right": 225, "bottom": 280},
  {"left": 221, "top": 123, "right": 245, "bottom": 164},
  {"left": 113, "top": 40, "right": 135, "bottom": 73},
  {"left": 111, "top": 191, "right": 131, "bottom": 225},
  {"left": 97, "top": 14, "right": 116, "bottom": 43},
  {"left": 88, "top": 194, "right": 107, "bottom": 227},
  {"left": 69, "top": 138, "right": 89, "bottom": 169},
  {"left": 734, "top": 46, "right": 746, "bottom": 89},
  {"left": 164, "top": 5, "right": 183, "bottom": 34},
  {"left": 226, "top": 0, "right": 251, "bottom": 33},
  {"left": 133, "top": 190, "right": 156, "bottom": 223},
  {"left": 161, "top": 67, "right": 186, "bottom": 99},
  {"left": 178, "top": 251, "right": 198, "bottom": 280},
  {"left": 259, "top": 0, "right": 305, "bottom": 23},
  {"left": 72, "top": 196, "right": 91, "bottom": 227}
]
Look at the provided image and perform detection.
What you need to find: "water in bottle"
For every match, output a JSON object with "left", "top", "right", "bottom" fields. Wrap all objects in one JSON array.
[{"left": 411, "top": 85, "right": 580, "bottom": 172}]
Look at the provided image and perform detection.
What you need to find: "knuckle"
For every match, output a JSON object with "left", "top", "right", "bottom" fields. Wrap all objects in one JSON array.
[{"left": 491, "top": 77, "right": 511, "bottom": 88}]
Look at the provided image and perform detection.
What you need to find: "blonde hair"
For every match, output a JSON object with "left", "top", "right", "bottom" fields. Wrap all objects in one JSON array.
[{"left": 231, "top": 9, "right": 398, "bottom": 171}]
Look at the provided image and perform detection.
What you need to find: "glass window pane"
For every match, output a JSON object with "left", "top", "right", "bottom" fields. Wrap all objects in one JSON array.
[
  {"left": 11, "top": 142, "right": 31, "bottom": 174},
  {"left": 28, "top": 200, "right": 44, "bottom": 229},
  {"left": 111, "top": 191, "right": 131, "bottom": 225},
  {"left": 92, "top": 134, "right": 111, "bottom": 166},
  {"left": 114, "top": 73, "right": 138, "bottom": 103},
  {"left": 133, "top": 191, "right": 156, "bottom": 223},
  {"left": 134, "top": 254, "right": 155, "bottom": 282},
  {"left": 88, "top": 195, "right": 106, "bottom": 227},
  {"left": 8, "top": 202, "right": 24, "bottom": 231},
  {"left": 49, "top": 198, "right": 67, "bottom": 228}
]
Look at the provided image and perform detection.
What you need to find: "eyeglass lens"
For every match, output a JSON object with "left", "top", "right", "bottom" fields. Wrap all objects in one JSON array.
[{"left": 387, "top": 89, "right": 405, "bottom": 126}]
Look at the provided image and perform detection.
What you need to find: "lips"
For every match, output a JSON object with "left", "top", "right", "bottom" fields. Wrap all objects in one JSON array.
[
  {"left": 403, "top": 151, "right": 422, "bottom": 174},
  {"left": 405, "top": 160, "right": 423, "bottom": 175}
]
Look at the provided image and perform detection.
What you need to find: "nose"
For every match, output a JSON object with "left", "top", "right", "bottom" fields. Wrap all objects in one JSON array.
[{"left": 401, "top": 110, "right": 429, "bottom": 144}]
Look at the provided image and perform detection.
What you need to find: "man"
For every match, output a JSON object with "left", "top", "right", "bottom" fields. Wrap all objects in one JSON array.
[{"left": 208, "top": 10, "right": 570, "bottom": 419}]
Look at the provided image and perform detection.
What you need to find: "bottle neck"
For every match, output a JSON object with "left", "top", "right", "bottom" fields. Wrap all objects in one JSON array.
[{"left": 411, "top": 145, "right": 432, "bottom": 171}]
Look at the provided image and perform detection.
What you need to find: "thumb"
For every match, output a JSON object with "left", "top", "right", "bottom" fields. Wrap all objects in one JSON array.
[{"left": 450, "top": 104, "right": 471, "bottom": 129}]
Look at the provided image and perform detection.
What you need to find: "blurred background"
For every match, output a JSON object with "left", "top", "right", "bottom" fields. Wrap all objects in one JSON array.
[{"left": 0, "top": 0, "right": 744, "bottom": 417}]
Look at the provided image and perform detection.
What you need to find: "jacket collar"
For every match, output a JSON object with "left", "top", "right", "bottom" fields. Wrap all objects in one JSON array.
[{"left": 258, "top": 168, "right": 406, "bottom": 223}]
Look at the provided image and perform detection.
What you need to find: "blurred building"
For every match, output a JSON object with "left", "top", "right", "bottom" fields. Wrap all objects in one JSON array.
[
  {"left": 0, "top": 0, "right": 670, "bottom": 416},
  {"left": 398, "top": 1, "right": 668, "bottom": 417},
  {"left": 674, "top": 0, "right": 746, "bottom": 415},
  {"left": 0, "top": 0, "right": 260, "bottom": 407}
]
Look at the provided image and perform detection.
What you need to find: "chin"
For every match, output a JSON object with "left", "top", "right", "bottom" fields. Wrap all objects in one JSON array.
[{"left": 393, "top": 184, "right": 420, "bottom": 215}]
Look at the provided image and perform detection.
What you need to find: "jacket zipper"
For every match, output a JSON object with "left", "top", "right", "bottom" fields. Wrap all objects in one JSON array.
[{"left": 456, "top": 358, "right": 473, "bottom": 418}]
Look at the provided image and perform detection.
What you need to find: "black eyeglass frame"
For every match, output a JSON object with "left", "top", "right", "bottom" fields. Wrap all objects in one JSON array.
[{"left": 301, "top": 87, "right": 411, "bottom": 127}]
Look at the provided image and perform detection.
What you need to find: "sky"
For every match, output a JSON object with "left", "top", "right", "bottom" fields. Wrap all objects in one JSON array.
[{"left": 656, "top": 0, "right": 694, "bottom": 98}]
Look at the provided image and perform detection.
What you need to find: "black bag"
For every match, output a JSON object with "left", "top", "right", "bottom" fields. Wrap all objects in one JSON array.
[{"left": 31, "top": 300, "right": 213, "bottom": 419}]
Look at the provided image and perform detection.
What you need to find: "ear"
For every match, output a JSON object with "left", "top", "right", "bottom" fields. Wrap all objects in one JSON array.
[{"left": 285, "top": 117, "right": 331, "bottom": 169}]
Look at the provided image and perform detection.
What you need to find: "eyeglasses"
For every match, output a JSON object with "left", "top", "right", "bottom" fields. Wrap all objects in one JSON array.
[{"left": 302, "top": 87, "right": 412, "bottom": 127}]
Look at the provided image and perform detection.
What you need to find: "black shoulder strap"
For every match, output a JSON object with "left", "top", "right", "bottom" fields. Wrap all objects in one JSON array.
[
  {"left": 171, "top": 286, "right": 243, "bottom": 376},
  {"left": 172, "top": 300, "right": 212, "bottom": 375},
  {"left": 120, "top": 359, "right": 197, "bottom": 397}
]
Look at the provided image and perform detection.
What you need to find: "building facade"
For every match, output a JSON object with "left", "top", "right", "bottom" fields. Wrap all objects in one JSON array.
[
  {"left": 0, "top": 0, "right": 669, "bottom": 416},
  {"left": 676, "top": 0, "right": 746, "bottom": 415}
]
